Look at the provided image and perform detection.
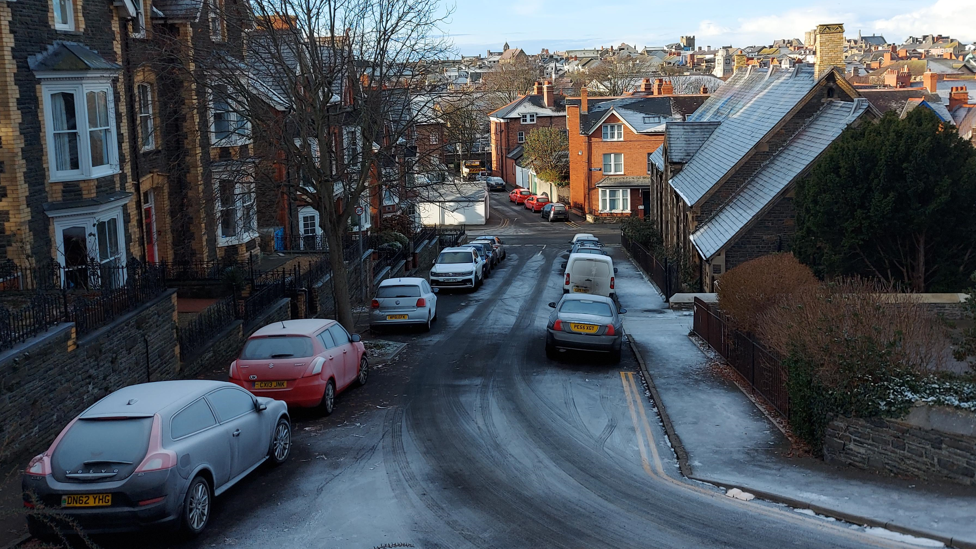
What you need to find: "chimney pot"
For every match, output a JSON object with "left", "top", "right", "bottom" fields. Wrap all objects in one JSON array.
[{"left": 949, "top": 86, "right": 969, "bottom": 111}]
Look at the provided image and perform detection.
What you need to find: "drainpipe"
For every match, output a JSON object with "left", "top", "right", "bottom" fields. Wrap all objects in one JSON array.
[{"left": 121, "top": 20, "right": 147, "bottom": 262}]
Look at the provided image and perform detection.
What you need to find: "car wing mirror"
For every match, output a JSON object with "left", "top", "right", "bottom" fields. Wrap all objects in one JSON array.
[
  {"left": 351, "top": 334, "right": 362, "bottom": 342},
  {"left": 432, "top": 287, "right": 439, "bottom": 293},
  {"left": 618, "top": 308, "right": 627, "bottom": 315},
  {"left": 614, "top": 268, "right": 619, "bottom": 274},
  {"left": 256, "top": 401, "right": 268, "bottom": 411},
  {"left": 548, "top": 302, "right": 556, "bottom": 308},
  {"left": 560, "top": 262, "right": 567, "bottom": 269}
]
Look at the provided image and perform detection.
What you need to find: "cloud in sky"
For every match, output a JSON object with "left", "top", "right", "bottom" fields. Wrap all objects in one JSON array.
[{"left": 870, "top": 0, "right": 976, "bottom": 41}]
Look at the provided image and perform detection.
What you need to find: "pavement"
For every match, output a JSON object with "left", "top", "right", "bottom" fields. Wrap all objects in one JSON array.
[{"left": 618, "top": 246, "right": 976, "bottom": 549}]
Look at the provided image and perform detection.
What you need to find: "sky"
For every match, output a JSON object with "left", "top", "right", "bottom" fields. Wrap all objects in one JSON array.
[{"left": 443, "top": 0, "right": 976, "bottom": 56}]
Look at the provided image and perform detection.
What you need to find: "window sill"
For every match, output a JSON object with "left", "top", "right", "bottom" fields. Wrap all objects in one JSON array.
[
  {"left": 49, "top": 167, "right": 121, "bottom": 183},
  {"left": 217, "top": 231, "right": 258, "bottom": 247}
]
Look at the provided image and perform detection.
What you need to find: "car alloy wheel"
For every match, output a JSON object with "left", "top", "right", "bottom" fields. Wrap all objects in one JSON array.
[
  {"left": 271, "top": 418, "right": 291, "bottom": 463},
  {"left": 357, "top": 357, "right": 369, "bottom": 386},
  {"left": 424, "top": 313, "right": 432, "bottom": 332},
  {"left": 320, "top": 379, "right": 336, "bottom": 415},
  {"left": 183, "top": 476, "right": 211, "bottom": 536}
]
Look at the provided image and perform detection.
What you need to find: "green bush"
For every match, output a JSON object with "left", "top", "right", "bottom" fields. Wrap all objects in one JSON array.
[{"left": 621, "top": 217, "right": 662, "bottom": 252}]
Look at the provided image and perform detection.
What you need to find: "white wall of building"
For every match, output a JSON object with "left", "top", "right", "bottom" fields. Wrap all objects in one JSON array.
[{"left": 419, "top": 196, "right": 489, "bottom": 226}]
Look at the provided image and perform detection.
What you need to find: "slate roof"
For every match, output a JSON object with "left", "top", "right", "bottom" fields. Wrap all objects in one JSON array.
[
  {"left": 901, "top": 98, "right": 955, "bottom": 124},
  {"left": 691, "top": 99, "right": 870, "bottom": 259},
  {"left": 669, "top": 64, "right": 820, "bottom": 206},
  {"left": 152, "top": 0, "right": 203, "bottom": 20},
  {"left": 489, "top": 94, "right": 566, "bottom": 119},
  {"left": 862, "top": 35, "right": 888, "bottom": 46},
  {"left": 665, "top": 121, "right": 720, "bottom": 163},
  {"left": 859, "top": 88, "right": 951, "bottom": 118},
  {"left": 569, "top": 95, "right": 707, "bottom": 135},
  {"left": 595, "top": 176, "right": 652, "bottom": 188},
  {"left": 506, "top": 145, "right": 524, "bottom": 160},
  {"left": 28, "top": 42, "right": 120, "bottom": 72},
  {"left": 648, "top": 147, "right": 664, "bottom": 171}
]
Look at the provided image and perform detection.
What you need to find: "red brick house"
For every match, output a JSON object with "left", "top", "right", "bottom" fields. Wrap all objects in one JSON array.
[
  {"left": 489, "top": 81, "right": 566, "bottom": 186},
  {"left": 566, "top": 79, "right": 707, "bottom": 221}
]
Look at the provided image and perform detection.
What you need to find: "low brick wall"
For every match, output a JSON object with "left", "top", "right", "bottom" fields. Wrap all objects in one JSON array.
[
  {"left": 825, "top": 405, "right": 976, "bottom": 486},
  {"left": 0, "top": 290, "right": 179, "bottom": 463}
]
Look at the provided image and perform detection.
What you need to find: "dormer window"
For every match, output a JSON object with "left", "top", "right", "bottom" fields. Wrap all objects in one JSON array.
[
  {"left": 209, "top": 0, "right": 224, "bottom": 42},
  {"left": 602, "top": 123, "right": 623, "bottom": 140},
  {"left": 54, "top": 0, "right": 75, "bottom": 31},
  {"left": 521, "top": 113, "right": 536, "bottom": 124}
]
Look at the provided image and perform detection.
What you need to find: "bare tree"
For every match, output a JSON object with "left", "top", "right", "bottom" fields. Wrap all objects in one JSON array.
[
  {"left": 587, "top": 55, "right": 655, "bottom": 96},
  {"left": 438, "top": 92, "right": 489, "bottom": 165},
  {"left": 482, "top": 58, "right": 540, "bottom": 108},
  {"left": 169, "top": 0, "right": 458, "bottom": 329}
]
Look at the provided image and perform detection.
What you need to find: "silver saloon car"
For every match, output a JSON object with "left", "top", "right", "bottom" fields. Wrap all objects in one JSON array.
[
  {"left": 370, "top": 277, "right": 439, "bottom": 332},
  {"left": 23, "top": 381, "right": 290, "bottom": 538},
  {"left": 545, "top": 294, "right": 626, "bottom": 363}
]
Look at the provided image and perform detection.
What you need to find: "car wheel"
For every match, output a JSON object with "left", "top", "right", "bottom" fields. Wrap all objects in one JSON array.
[
  {"left": 356, "top": 356, "right": 369, "bottom": 386},
  {"left": 181, "top": 475, "right": 212, "bottom": 537},
  {"left": 423, "top": 313, "right": 432, "bottom": 332},
  {"left": 319, "top": 379, "right": 336, "bottom": 416},
  {"left": 610, "top": 347, "right": 622, "bottom": 364},
  {"left": 269, "top": 417, "right": 291, "bottom": 465}
]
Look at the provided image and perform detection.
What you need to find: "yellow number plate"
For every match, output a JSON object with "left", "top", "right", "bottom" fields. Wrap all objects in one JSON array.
[
  {"left": 572, "top": 287, "right": 590, "bottom": 293},
  {"left": 387, "top": 314, "right": 409, "bottom": 320},
  {"left": 62, "top": 494, "right": 111, "bottom": 508},
  {"left": 254, "top": 381, "right": 287, "bottom": 389},
  {"left": 570, "top": 323, "right": 599, "bottom": 333}
]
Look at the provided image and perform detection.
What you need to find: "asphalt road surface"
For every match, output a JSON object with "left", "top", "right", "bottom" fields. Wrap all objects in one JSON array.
[{"left": 86, "top": 194, "right": 929, "bottom": 549}]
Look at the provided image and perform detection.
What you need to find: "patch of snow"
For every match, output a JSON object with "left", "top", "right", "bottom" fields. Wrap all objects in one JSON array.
[
  {"left": 726, "top": 488, "right": 755, "bottom": 501},
  {"left": 792, "top": 508, "right": 836, "bottom": 521},
  {"left": 860, "top": 527, "right": 944, "bottom": 547}
]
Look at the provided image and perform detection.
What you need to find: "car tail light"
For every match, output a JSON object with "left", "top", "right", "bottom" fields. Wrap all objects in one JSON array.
[
  {"left": 610, "top": 277, "right": 615, "bottom": 290},
  {"left": 565, "top": 273, "right": 570, "bottom": 285},
  {"left": 553, "top": 319, "right": 563, "bottom": 331},
  {"left": 606, "top": 324, "right": 616, "bottom": 336},
  {"left": 138, "top": 496, "right": 166, "bottom": 506},
  {"left": 416, "top": 298, "right": 426, "bottom": 307},
  {"left": 305, "top": 356, "right": 326, "bottom": 377},
  {"left": 25, "top": 454, "right": 51, "bottom": 477},
  {"left": 136, "top": 451, "right": 177, "bottom": 473},
  {"left": 371, "top": 299, "right": 380, "bottom": 309},
  {"left": 229, "top": 360, "right": 238, "bottom": 379}
]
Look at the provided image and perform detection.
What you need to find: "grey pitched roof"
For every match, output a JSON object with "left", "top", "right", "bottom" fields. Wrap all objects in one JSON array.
[
  {"left": 862, "top": 35, "right": 887, "bottom": 46},
  {"left": 28, "top": 42, "right": 120, "bottom": 73},
  {"left": 665, "top": 121, "right": 720, "bottom": 163},
  {"left": 489, "top": 94, "right": 566, "bottom": 119},
  {"left": 648, "top": 147, "right": 664, "bottom": 171},
  {"left": 901, "top": 99, "right": 955, "bottom": 124},
  {"left": 506, "top": 145, "right": 524, "bottom": 160},
  {"left": 691, "top": 99, "right": 870, "bottom": 259},
  {"left": 152, "top": 0, "right": 203, "bottom": 20},
  {"left": 595, "top": 176, "right": 652, "bottom": 188},
  {"left": 572, "top": 95, "right": 707, "bottom": 135},
  {"left": 669, "top": 64, "right": 820, "bottom": 206}
]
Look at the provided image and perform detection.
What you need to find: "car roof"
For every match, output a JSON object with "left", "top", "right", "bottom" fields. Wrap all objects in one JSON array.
[
  {"left": 573, "top": 233, "right": 595, "bottom": 240},
  {"left": 250, "top": 318, "right": 335, "bottom": 337},
  {"left": 568, "top": 253, "right": 613, "bottom": 263},
  {"left": 442, "top": 247, "right": 476, "bottom": 253},
  {"left": 379, "top": 277, "right": 426, "bottom": 286},
  {"left": 559, "top": 293, "right": 615, "bottom": 305},
  {"left": 80, "top": 380, "right": 237, "bottom": 419}
]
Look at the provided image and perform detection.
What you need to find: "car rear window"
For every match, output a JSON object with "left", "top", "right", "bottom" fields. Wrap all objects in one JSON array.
[
  {"left": 52, "top": 417, "right": 153, "bottom": 482},
  {"left": 553, "top": 204, "right": 566, "bottom": 211},
  {"left": 519, "top": 190, "right": 531, "bottom": 195},
  {"left": 241, "top": 336, "right": 314, "bottom": 359},
  {"left": 573, "top": 259, "right": 611, "bottom": 278},
  {"left": 560, "top": 300, "right": 614, "bottom": 317},
  {"left": 377, "top": 285, "right": 422, "bottom": 298},
  {"left": 437, "top": 251, "right": 473, "bottom": 264}
]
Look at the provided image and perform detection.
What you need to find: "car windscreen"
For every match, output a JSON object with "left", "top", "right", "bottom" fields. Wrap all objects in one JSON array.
[
  {"left": 52, "top": 417, "right": 153, "bottom": 483},
  {"left": 377, "top": 285, "right": 422, "bottom": 298},
  {"left": 241, "top": 336, "right": 314, "bottom": 359},
  {"left": 437, "top": 251, "right": 473, "bottom": 264},
  {"left": 559, "top": 300, "right": 614, "bottom": 317},
  {"left": 574, "top": 248, "right": 603, "bottom": 255},
  {"left": 463, "top": 245, "right": 486, "bottom": 255},
  {"left": 573, "top": 260, "right": 611, "bottom": 278}
]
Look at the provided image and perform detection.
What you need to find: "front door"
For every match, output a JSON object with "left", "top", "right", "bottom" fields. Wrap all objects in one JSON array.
[{"left": 143, "top": 190, "right": 158, "bottom": 263}]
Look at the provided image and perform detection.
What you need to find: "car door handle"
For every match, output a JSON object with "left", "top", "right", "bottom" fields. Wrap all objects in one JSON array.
[
  {"left": 343, "top": 349, "right": 348, "bottom": 354},
  {"left": 232, "top": 429, "right": 241, "bottom": 437},
  {"left": 329, "top": 355, "right": 335, "bottom": 360}
]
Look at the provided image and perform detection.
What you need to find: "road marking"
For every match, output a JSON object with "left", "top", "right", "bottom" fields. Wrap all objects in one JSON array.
[{"left": 617, "top": 371, "right": 918, "bottom": 548}]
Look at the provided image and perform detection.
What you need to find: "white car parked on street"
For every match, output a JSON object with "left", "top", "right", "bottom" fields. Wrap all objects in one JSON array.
[
  {"left": 430, "top": 247, "right": 483, "bottom": 290},
  {"left": 370, "top": 278, "right": 438, "bottom": 332}
]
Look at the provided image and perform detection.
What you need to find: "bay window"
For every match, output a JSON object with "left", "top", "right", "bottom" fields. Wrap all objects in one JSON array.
[
  {"left": 214, "top": 165, "right": 258, "bottom": 246},
  {"left": 602, "top": 153, "right": 623, "bottom": 174},
  {"left": 43, "top": 80, "right": 119, "bottom": 181},
  {"left": 599, "top": 189, "right": 630, "bottom": 213},
  {"left": 47, "top": 195, "right": 131, "bottom": 289}
]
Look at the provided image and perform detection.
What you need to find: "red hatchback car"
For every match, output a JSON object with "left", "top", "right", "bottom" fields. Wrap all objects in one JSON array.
[
  {"left": 229, "top": 319, "right": 367, "bottom": 414},
  {"left": 513, "top": 189, "right": 532, "bottom": 204},
  {"left": 526, "top": 195, "right": 550, "bottom": 212}
]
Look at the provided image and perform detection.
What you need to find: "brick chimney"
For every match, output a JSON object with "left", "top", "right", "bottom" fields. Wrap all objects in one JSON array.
[
  {"left": 923, "top": 70, "right": 939, "bottom": 93},
  {"left": 640, "top": 78, "right": 653, "bottom": 93},
  {"left": 661, "top": 80, "right": 674, "bottom": 95},
  {"left": 700, "top": 85, "right": 708, "bottom": 94},
  {"left": 814, "top": 23, "right": 845, "bottom": 78},
  {"left": 949, "top": 86, "right": 970, "bottom": 111},
  {"left": 580, "top": 87, "right": 588, "bottom": 114},
  {"left": 532, "top": 81, "right": 542, "bottom": 95},
  {"left": 652, "top": 78, "right": 664, "bottom": 95},
  {"left": 733, "top": 52, "right": 747, "bottom": 72},
  {"left": 542, "top": 80, "right": 554, "bottom": 107}
]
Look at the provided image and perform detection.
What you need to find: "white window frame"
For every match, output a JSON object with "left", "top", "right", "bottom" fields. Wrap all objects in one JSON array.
[
  {"left": 599, "top": 188, "right": 630, "bottom": 213},
  {"left": 602, "top": 123, "right": 623, "bottom": 141},
  {"left": 137, "top": 83, "right": 155, "bottom": 151},
  {"left": 54, "top": 0, "right": 75, "bottom": 31},
  {"left": 428, "top": 132, "right": 438, "bottom": 145},
  {"left": 209, "top": 0, "right": 224, "bottom": 42},
  {"left": 521, "top": 113, "right": 536, "bottom": 124},
  {"left": 602, "top": 153, "right": 623, "bottom": 174},
  {"left": 46, "top": 197, "right": 131, "bottom": 288},
  {"left": 213, "top": 167, "right": 258, "bottom": 247},
  {"left": 517, "top": 131, "right": 525, "bottom": 143},
  {"left": 344, "top": 127, "right": 361, "bottom": 166},
  {"left": 131, "top": 0, "right": 147, "bottom": 38},
  {"left": 41, "top": 77, "right": 121, "bottom": 182},
  {"left": 209, "top": 83, "right": 251, "bottom": 147}
]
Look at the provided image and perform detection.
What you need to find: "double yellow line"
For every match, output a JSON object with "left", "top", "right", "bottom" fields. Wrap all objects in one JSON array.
[{"left": 618, "top": 371, "right": 917, "bottom": 548}]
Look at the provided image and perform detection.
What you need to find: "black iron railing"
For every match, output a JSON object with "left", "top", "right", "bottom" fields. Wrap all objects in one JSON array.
[
  {"left": 178, "top": 296, "right": 237, "bottom": 361},
  {"left": 620, "top": 231, "right": 679, "bottom": 301}
]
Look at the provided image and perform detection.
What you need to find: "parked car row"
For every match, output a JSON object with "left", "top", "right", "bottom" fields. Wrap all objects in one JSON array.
[
  {"left": 508, "top": 187, "right": 572, "bottom": 222},
  {"left": 429, "top": 235, "right": 507, "bottom": 292},
  {"left": 547, "top": 234, "right": 626, "bottom": 363}
]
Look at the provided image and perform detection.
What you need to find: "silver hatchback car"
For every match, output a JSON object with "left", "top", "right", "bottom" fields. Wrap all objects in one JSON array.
[
  {"left": 546, "top": 294, "right": 626, "bottom": 363},
  {"left": 370, "top": 277, "right": 439, "bottom": 332},
  {"left": 22, "top": 381, "right": 290, "bottom": 538}
]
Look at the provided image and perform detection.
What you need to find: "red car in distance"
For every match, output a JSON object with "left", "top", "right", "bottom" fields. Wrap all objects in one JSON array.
[
  {"left": 525, "top": 195, "right": 551, "bottom": 212},
  {"left": 511, "top": 189, "right": 532, "bottom": 204},
  {"left": 229, "top": 319, "right": 368, "bottom": 415}
]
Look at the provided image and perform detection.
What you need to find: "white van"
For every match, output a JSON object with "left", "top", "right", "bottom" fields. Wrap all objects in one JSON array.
[{"left": 563, "top": 254, "right": 617, "bottom": 298}]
